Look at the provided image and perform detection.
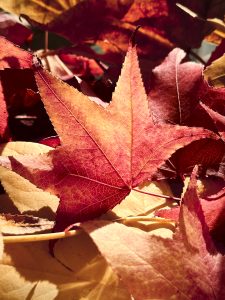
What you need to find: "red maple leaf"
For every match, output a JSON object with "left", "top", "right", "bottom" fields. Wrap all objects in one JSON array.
[{"left": 0, "top": 44, "right": 217, "bottom": 230}]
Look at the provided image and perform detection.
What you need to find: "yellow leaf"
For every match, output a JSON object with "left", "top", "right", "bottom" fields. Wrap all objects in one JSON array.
[
  {"left": 108, "top": 180, "right": 176, "bottom": 238},
  {"left": 204, "top": 54, "right": 225, "bottom": 88},
  {"left": 0, "top": 0, "right": 80, "bottom": 24},
  {"left": 0, "top": 232, "right": 130, "bottom": 299},
  {"left": 0, "top": 142, "right": 59, "bottom": 219}
]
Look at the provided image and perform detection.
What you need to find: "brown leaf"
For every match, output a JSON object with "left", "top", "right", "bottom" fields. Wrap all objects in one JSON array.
[{"left": 0, "top": 213, "right": 54, "bottom": 235}]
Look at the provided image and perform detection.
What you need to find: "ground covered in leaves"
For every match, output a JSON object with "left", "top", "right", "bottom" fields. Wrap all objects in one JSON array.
[{"left": 0, "top": 1, "right": 225, "bottom": 299}]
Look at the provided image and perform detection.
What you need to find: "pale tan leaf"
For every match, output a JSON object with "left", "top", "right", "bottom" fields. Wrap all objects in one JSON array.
[
  {"left": 107, "top": 180, "right": 175, "bottom": 238},
  {"left": 0, "top": 142, "right": 59, "bottom": 218},
  {"left": 111, "top": 180, "right": 174, "bottom": 218},
  {"left": 0, "top": 232, "right": 130, "bottom": 300},
  {"left": 0, "top": 141, "right": 53, "bottom": 156}
]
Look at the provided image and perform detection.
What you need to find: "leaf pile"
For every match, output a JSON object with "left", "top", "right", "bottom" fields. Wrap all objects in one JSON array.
[{"left": 0, "top": 1, "right": 225, "bottom": 299}]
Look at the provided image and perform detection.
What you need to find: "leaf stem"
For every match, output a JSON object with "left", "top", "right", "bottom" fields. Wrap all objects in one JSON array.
[
  {"left": 117, "top": 216, "right": 175, "bottom": 223},
  {"left": 3, "top": 230, "right": 78, "bottom": 244},
  {"left": 132, "top": 188, "right": 181, "bottom": 202}
]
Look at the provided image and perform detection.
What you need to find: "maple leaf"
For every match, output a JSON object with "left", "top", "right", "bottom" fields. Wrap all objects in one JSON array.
[
  {"left": 145, "top": 48, "right": 225, "bottom": 179},
  {"left": 0, "top": 232, "right": 129, "bottom": 299},
  {"left": 81, "top": 168, "right": 225, "bottom": 299},
  {"left": 148, "top": 47, "right": 203, "bottom": 125},
  {"left": 0, "top": 45, "right": 217, "bottom": 230},
  {"left": 0, "top": 141, "right": 59, "bottom": 218}
]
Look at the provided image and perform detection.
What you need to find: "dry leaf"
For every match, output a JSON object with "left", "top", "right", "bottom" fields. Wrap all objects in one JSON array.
[
  {"left": 0, "top": 232, "right": 130, "bottom": 299},
  {"left": 0, "top": 45, "right": 217, "bottom": 231},
  {"left": 0, "top": 0, "right": 81, "bottom": 24},
  {"left": 82, "top": 168, "right": 225, "bottom": 299},
  {"left": 204, "top": 54, "right": 225, "bottom": 88},
  {"left": 0, "top": 142, "right": 59, "bottom": 218},
  {"left": 0, "top": 213, "right": 54, "bottom": 235}
]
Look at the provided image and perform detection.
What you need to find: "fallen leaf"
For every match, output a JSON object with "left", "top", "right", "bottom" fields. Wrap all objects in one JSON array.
[
  {"left": 201, "top": 102, "right": 225, "bottom": 142},
  {"left": 156, "top": 195, "right": 225, "bottom": 232},
  {"left": 24, "top": 0, "right": 225, "bottom": 60},
  {"left": 204, "top": 54, "right": 225, "bottom": 88},
  {"left": 0, "top": 142, "right": 59, "bottom": 219},
  {"left": 0, "top": 36, "right": 32, "bottom": 69},
  {"left": 82, "top": 168, "right": 225, "bottom": 299},
  {"left": 0, "top": 81, "right": 10, "bottom": 142},
  {"left": 0, "top": 233, "right": 3, "bottom": 260},
  {"left": 206, "top": 39, "right": 225, "bottom": 66},
  {"left": 111, "top": 180, "right": 173, "bottom": 218},
  {"left": 0, "top": 45, "right": 216, "bottom": 230},
  {"left": 0, "top": 213, "right": 54, "bottom": 235},
  {"left": 0, "top": 0, "right": 81, "bottom": 24},
  {"left": 0, "top": 232, "right": 130, "bottom": 299},
  {"left": 148, "top": 47, "right": 203, "bottom": 125},
  {"left": 0, "top": 12, "right": 31, "bottom": 46}
]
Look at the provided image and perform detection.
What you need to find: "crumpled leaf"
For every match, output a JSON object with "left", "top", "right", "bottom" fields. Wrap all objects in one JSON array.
[
  {"left": 148, "top": 47, "right": 203, "bottom": 125},
  {"left": 0, "top": 45, "right": 216, "bottom": 231},
  {"left": 0, "top": 142, "right": 59, "bottom": 219},
  {"left": 82, "top": 168, "right": 225, "bottom": 300},
  {"left": 0, "top": 213, "right": 54, "bottom": 235},
  {"left": 0, "top": 232, "right": 130, "bottom": 299}
]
